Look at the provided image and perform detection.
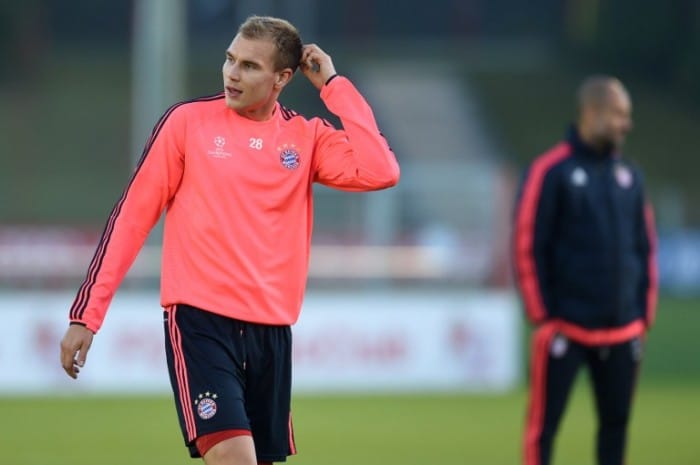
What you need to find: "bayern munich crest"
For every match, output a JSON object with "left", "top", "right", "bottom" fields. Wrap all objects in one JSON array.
[
  {"left": 614, "top": 164, "right": 633, "bottom": 189},
  {"left": 194, "top": 392, "right": 219, "bottom": 420},
  {"left": 278, "top": 144, "right": 301, "bottom": 170}
]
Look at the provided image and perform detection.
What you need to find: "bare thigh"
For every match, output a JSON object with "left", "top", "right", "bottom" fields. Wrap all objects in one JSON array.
[{"left": 203, "top": 435, "right": 257, "bottom": 465}]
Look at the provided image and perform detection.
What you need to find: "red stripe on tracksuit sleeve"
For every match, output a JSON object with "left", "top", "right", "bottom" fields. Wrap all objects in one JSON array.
[
  {"left": 643, "top": 203, "right": 658, "bottom": 327},
  {"left": 68, "top": 93, "right": 223, "bottom": 332},
  {"left": 513, "top": 143, "right": 571, "bottom": 323},
  {"left": 69, "top": 102, "right": 184, "bottom": 325}
]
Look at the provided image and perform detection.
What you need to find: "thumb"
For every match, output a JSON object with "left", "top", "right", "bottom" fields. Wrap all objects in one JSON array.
[{"left": 76, "top": 336, "right": 93, "bottom": 367}]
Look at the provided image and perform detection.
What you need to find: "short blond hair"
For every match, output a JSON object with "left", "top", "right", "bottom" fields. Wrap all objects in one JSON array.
[{"left": 238, "top": 16, "right": 302, "bottom": 71}]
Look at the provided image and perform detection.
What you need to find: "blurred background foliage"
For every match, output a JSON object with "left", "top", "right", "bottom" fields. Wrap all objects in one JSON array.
[{"left": 1, "top": 0, "right": 699, "bottom": 225}]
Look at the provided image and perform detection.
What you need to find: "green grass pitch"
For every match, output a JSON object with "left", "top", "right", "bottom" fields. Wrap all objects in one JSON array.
[
  {"left": 2, "top": 383, "right": 698, "bottom": 465},
  {"left": 2, "top": 297, "right": 698, "bottom": 464}
]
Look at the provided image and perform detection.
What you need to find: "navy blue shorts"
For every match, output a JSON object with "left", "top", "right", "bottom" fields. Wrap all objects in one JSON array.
[{"left": 163, "top": 304, "right": 296, "bottom": 461}]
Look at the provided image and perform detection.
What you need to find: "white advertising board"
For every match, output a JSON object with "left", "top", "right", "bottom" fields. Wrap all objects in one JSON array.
[{"left": 0, "top": 290, "right": 520, "bottom": 395}]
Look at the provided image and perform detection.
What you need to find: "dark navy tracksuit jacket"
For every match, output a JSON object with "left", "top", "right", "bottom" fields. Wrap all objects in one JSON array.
[{"left": 513, "top": 127, "right": 657, "bottom": 343}]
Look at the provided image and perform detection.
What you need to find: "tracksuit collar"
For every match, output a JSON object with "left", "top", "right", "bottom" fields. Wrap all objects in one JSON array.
[{"left": 567, "top": 125, "right": 617, "bottom": 159}]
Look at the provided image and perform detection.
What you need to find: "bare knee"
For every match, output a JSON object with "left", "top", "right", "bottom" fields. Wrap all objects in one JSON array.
[{"left": 202, "top": 435, "right": 257, "bottom": 465}]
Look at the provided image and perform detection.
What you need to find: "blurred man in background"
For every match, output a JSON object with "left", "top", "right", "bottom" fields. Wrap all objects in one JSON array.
[
  {"left": 59, "top": 15, "right": 399, "bottom": 465},
  {"left": 513, "top": 76, "right": 657, "bottom": 465}
]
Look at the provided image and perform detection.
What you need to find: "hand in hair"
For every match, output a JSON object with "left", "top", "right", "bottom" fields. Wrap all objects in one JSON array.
[{"left": 300, "top": 43, "right": 337, "bottom": 90}]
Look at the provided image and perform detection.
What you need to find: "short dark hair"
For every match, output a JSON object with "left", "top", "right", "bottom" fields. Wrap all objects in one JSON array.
[
  {"left": 576, "top": 75, "right": 626, "bottom": 115},
  {"left": 238, "top": 16, "right": 303, "bottom": 72}
]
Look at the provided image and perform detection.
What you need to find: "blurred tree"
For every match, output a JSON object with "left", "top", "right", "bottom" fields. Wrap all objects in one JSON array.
[
  {"left": 563, "top": 0, "right": 599, "bottom": 46},
  {"left": 597, "top": 0, "right": 684, "bottom": 81},
  {"left": 0, "top": 1, "right": 48, "bottom": 84},
  {"left": 564, "top": 0, "right": 700, "bottom": 105},
  {"left": 676, "top": 1, "right": 700, "bottom": 103},
  {"left": 44, "top": 0, "right": 131, "bottom": 44}
]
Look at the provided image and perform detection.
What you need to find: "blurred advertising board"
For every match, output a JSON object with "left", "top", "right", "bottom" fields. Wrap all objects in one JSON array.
[
  {"left": 0, "top": 290, "right": 520, "bottom": 395},
  {"left": 657, "top": 231, "right": 700, "bottom": 296}
]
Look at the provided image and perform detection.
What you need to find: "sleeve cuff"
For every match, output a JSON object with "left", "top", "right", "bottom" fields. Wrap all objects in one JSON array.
[{"left": 324, "top": 74, "right": 340, "bottom": 86}]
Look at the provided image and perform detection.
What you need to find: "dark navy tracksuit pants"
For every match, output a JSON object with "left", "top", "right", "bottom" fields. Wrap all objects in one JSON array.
[{"left": 524, "top": 325, "right": 642, "bottom": 465}]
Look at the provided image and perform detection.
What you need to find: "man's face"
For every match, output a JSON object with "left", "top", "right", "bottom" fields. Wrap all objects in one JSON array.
[
  {"left": 222, "top": 34, "right": 287, "bottom": 119},
  {"left": 589, "top": 85, "right": 633, "bottom": 149}
]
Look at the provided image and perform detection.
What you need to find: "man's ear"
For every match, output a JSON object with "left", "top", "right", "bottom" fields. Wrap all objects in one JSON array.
[{"left": 275, "top": 68, "right": 294, "bottom": 90}]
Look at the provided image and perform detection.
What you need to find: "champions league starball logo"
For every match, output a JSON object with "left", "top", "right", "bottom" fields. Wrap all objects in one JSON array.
[{"left": 278, "top": 144, "right": 300, "bottom": 170}]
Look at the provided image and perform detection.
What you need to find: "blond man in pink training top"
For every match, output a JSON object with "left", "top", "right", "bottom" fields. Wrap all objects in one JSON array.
[{"left": 60, "top": 15, "right": 399, "bottom": 465}]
